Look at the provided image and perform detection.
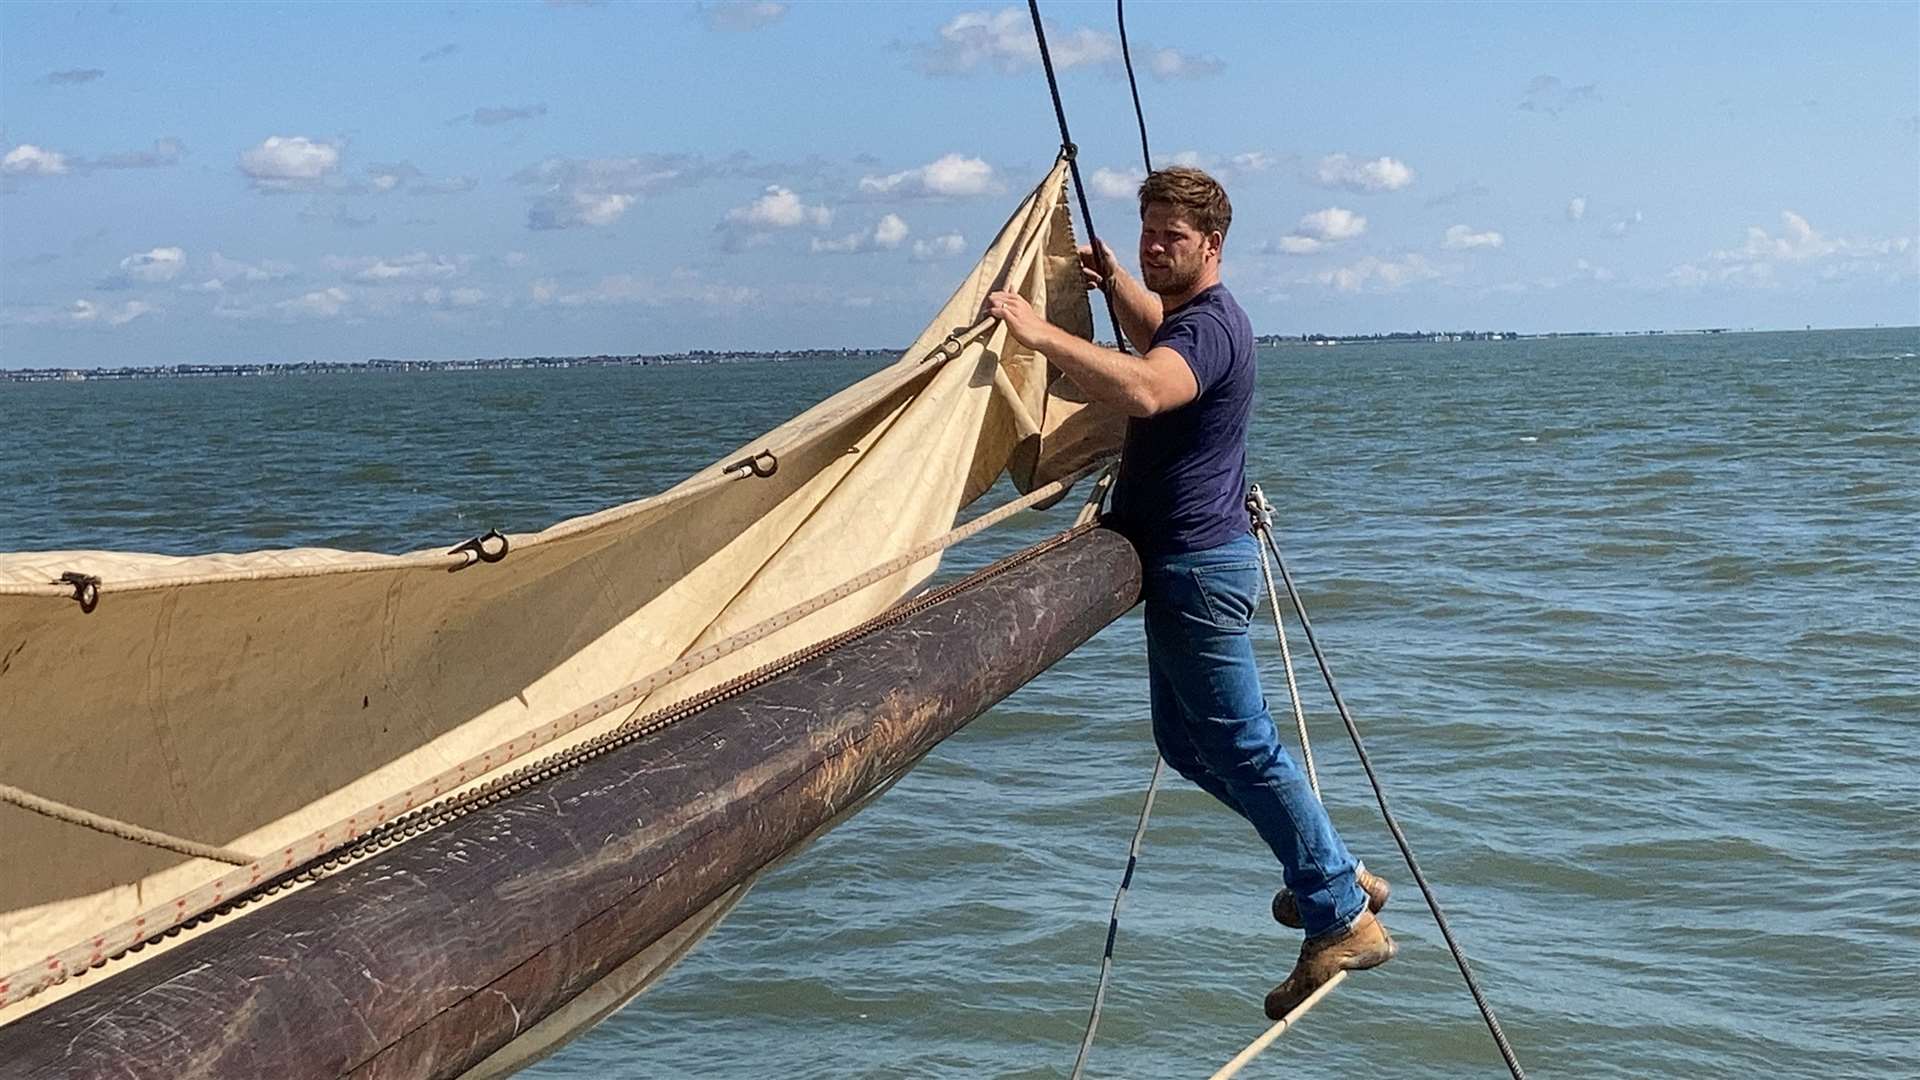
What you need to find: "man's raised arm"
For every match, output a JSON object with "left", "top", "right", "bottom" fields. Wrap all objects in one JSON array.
[
  {"left": 985, "top": 289, "right": 1196, "bottom": 418},
  {"left": 1081, "top": 242, "right": 1163, "bottom": 353}
]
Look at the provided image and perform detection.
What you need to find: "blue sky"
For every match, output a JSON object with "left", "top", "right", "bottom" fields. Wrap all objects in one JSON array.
[{"left": 2, "top": 1, "right": 1915, "bottom": 368}]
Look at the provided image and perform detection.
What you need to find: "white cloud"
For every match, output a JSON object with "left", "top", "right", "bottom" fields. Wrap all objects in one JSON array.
[
  {"left": 240, "top": 136, "right": 341, "bottom": 190},
  {"left": 1315, "top": 253, "right": 1442, "bottom": 293},
  {"left": 874, "top": 212, "right": 911, "bottom": 248},
  {"left": 727, "top": 185, "right": 832, "bottom": 230},
  {"left": 2, "top": 138, "right": 186, "bottom": 177},
  {"left": 703, "top": 1, "right": 787, "bottom": 31},
  {"left": 1313, "top": 153, "right": 1414, "bottom": 193},
  {"left": 811, "top": 213, "right": 911, "bottom": 254},
  {"left": 1566, "top": 196, "right": 1587, "bottom": 222},
  {"left": 1090, "top": 166, "right": 1143, "bottom": 200},
  {"left": 576, "top": 192, "right": 636, "bottom": 227},
  {"left": 1605, "top": 209, "right": 1643, "bottom": 238},
  {"left": 367, "top": 162, "right": 421, "bottom": 192},
  {"left": 275, "top": 287, "right": 350, "bottom": 318},
  {"left": 118, "top": 246, "right": 186, "bottom": 282},
  {"left": 517, "top": 154, "right": 717, "bottom": 229},
  {"left": 420, "top": 286, "right": 488, "bottom": 308},
  {"left": 1725, "top": 210, "right": 1839, "bottom": 262},
  {"left": 918, "top": 8, "right": 1096, "bottom": 74},
  {"left": 3, "top": 144, "right": 71, "bottom": 176},
  {"left": 107, "top": 300, "right": 156, "bottom": 325},
  {"left": 1148, "top": 46, "right": 1224, "bottom": 80},
  {"left": 1444, "top": 224, "right": 1504, "bottom": 249},
  {"left": 45, "top": 299, "right": 157, "bottom": 326},
  {"left": 325, "top": 252, "right": 464, "bottom": 283},
  {"left": 529, "top": 270, "right": 758, "bottom": 308},
  {"left": 3, "top": 298, "right": 157, "bottom": 327},
  {"left": 1297, "top": 207, "right": 1368, "bottom": 242},
  {"left": 859, "top": 153, "right": 999, "bottom": 198},
  {"left": 911, "top": 232, "right": 968, "bottom": 261},
  {"left": 1270, "top": 236, "right": 1324, "bottom": 255},
  {"left": 184, "top": 253, "right": 295, "bottom": 294},
  {"left": 1126, "top": 149, "right": 1274, "bottom": 183},
  {"left": 1263, "top": 207, "right": 1365, "bottom": 255},
  {"left": 809, "top": 233, "right": 862, "bottom": 254},
  {"left": 913, "top": 8, "right": 1219, "bottom": 80},
  {"left": 1667, "top": 211, "right": 1918, "bottom": 287}
]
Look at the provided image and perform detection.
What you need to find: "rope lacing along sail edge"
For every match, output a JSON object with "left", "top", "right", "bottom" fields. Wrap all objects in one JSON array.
[{"left": 0, "top": 459, "right": 1115, "bottom": 1011}]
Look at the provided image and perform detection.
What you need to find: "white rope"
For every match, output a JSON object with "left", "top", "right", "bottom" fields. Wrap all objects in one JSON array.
[
  {"left": 1248, "top": 484, "right": 1318, "bottom": 798},
  {"left": 1255, "top": 531, "right": 1318, "bottom": 800},
  {"left": 1206, "top": 970, "right": 1347, "bottom": 1080},
  {"left": 0, "top": 456, "right": 1112, "bottom": 1010},
  {"left": 0, "top": 783, "right": 255, "bottom": 866}
]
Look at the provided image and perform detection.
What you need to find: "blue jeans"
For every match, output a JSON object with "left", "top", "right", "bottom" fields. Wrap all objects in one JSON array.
[{"left": 1142, "top": 531, "right": 1366, "bottom": 939}]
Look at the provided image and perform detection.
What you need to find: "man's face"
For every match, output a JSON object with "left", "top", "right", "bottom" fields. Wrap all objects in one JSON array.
[{"left": 1138, "top": 202, "right": 1217, "bottom": 297}]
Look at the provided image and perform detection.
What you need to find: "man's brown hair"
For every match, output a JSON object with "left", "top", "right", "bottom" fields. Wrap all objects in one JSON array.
[{"left": 1138, "top": 166, "right": 1232, "bottom": 241}]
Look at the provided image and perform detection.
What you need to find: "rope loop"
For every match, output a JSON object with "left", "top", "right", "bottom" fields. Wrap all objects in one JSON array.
[
  {"left": 57, "top": 571, "right": 101, "bottom": 614},
  {"left": 1246, "top": 483, "right": 1275, "bottom": 531}
]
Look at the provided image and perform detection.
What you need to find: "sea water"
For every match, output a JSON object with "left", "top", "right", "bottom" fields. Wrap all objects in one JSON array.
[{"left": 3, "top": 328, "right": 1915, "bottom": 1078}]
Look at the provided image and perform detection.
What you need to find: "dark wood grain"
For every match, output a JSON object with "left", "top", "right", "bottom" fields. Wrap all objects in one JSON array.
[{"left": 0, "top": 527, "right": 1142, "bottom": 1079}]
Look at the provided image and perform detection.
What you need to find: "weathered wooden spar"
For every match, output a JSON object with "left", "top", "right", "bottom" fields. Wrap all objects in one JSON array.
[
  {"left": 0, "top": 525, "right": 1142, "bottom": 1079},
  {"left": 0, "top": 154, "right": 1130, "bottom": 1076}
]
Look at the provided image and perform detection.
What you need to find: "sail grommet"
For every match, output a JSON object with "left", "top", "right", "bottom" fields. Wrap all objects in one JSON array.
[
  {"left": 57, "top": 571, "right": 101, "bottom": 614},
  {"left": 1060, "top": 140, "right": 1078, "bottom": 161},
  {"left": 447, "top": 529, "right": 509, "bottom": 570},
  {"left": 725, "top": 450, "right": 779, "bottom": 480}
]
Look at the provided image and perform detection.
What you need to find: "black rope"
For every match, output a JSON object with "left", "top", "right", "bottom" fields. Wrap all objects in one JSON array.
[
  {"left": 1068, "top": 757, "right": 1162, "bottom": 1080},
  {"left": 1256, "top": 526, "right": 1530, "bottom": 1080},
  {"left": 1056, "top": 4, "right": 1159, "bottom": 1070},
  {"left": 1117, "top": 0, "right": 1152, "bottom": 173},
  {"left": 1024, "top": 0, "right": 1130, "bottom": 354}
]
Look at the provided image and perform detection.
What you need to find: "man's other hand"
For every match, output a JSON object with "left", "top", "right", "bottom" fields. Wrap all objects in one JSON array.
[
  {"left": 1078, "top": 241, "right": 1120, "bottom": 291},
  {"left": 985, "top": 290, "right": 1052, "bottom": 351}
]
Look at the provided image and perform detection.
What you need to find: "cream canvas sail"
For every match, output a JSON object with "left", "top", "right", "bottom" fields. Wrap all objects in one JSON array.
[{"left": 0, "top": 154, "right": 1125, "bottom": 1020}]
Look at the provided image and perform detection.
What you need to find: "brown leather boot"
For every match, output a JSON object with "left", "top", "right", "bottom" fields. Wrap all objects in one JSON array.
[
  {"left": 1271, "top": 867, "right": 1391, "bottom": 929},
  {"left": 1264, "top": 909, "right": 1396, "bottom": 1020}
]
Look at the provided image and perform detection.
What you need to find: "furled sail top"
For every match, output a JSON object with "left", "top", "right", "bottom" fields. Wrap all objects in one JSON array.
[{"left": 0, "top": 154, "right": 1124, "bottom": 1016}]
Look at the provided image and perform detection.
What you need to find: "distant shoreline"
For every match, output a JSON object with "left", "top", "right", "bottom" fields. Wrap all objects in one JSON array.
[
  {"left": 0, "top": 348, "right": 897, "bottom": 384},
  {"left": 2, "top": 326, "right": 1911, "bottom": 384}
]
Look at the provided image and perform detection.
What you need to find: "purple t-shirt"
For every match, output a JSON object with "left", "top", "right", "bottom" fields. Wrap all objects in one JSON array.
[{"left": 1106, "top": 284, "right": 1254, "bottom": 556}]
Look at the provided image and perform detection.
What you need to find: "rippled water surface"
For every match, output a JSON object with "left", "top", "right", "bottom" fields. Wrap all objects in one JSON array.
[{"left": 4, "top": 329, "right": 1916, "bottom": 1078}]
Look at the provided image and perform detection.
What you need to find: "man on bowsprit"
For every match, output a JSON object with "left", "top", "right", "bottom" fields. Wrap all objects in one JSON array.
[{"left": 984, "top": 166, "right": 1395, "bottom": 1018}]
